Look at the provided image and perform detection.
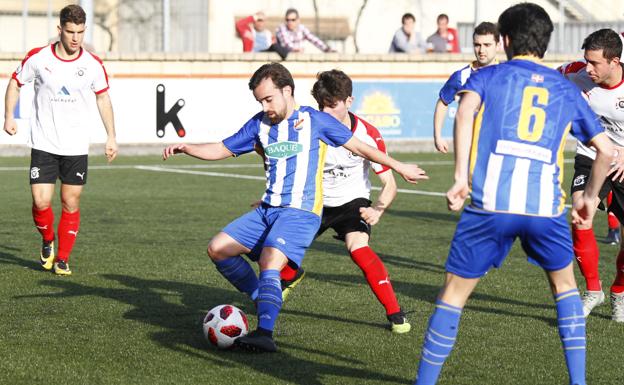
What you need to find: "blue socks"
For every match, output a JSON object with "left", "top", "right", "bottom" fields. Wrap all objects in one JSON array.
[
  {"left": 256, "top": 269, "right": 283, "bottom": 334},
  {"left": 415, "top": 300, "right": 462, "bottom": 385},
  {"left": 214, "top": 256, "right": 259, "bottom": 300},
  {"left": 555, "top": 289, "right": 586, "bottom": 385}
]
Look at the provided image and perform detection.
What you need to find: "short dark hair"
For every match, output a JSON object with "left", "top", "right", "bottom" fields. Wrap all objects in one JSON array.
[
  {"left": 402, "top": 13, "right": 415, "bottom": 24},
  {"left": 285, "top": 8, "right": 299, "bottom": 19},
  {"left": 473, "top": 21, "right": 500, "bottom": 43},
  {"left": 248, "top": 62, "right": 295, "bottom": 96},
  {"left": 60, "top": 4, "right": 86, "bottom": 26},
  {"left": 498, "top": 3, "right": 553, "bottom": 58},
  {"left": 437, "top": 14, "right": 449, "bottom": 23},
  {"left": 582, "top": 29, "right": 623, "bottom": 61},
  {"left": 311, "top": 70, "right": 352, "bottom": 110}
]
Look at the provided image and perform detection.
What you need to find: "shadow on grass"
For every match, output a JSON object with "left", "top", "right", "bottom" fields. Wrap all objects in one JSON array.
[
  {"left": 386, "top": 209, "right": 460, "bottom": 224},
  {"left": 15, "top": 274, "right": 407, "bottom": 385},
  {"left": 0, "top": 246, "right": 43, "bottom": 271}
]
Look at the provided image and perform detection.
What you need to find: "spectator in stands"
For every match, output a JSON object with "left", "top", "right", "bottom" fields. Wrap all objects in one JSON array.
[
  {"left": 275, "top": 8, "right": 334, "bottom": 58},
  {"left": 389, "top": 13, "right": 426, "bottom": 53},
  {"left": 235, "top": 11, "right": 288, "bottom": 60},
  {"left": 426, "top": 14, "right": 460, "bottom": 53}
]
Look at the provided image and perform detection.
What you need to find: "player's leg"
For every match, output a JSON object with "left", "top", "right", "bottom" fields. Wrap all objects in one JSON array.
[
  {"left": 415, "top": 207, "right": 510, "bottom": 385},
  {"left": 344, "top": 231, "right": 409, "bottom": 333},
  {"left": 236, "top": 207, "right": 320, "bottom": 352},
  {"left": 54, "top": 154, "right": 88, "bottom": 275},
  {"left": 546, "top": 264, "right": 586, "bottom": 385},
  {"left": 523, "top": 213, "right": 585, "bottom": 385},
  {"left": 30, "top": 149, "right": 60, "bottom": 270},
  {"left": 605, "top": 192, "right": 621, "bottom": 244},
  {"left": 208, "top": 226, "right": 258, "bottom": 301},
  {"left": 611, "top": 239, "right": 624, "bottom": 321},
  {"left": 414, "top": 273, "right": 479, "bottom": 385}
]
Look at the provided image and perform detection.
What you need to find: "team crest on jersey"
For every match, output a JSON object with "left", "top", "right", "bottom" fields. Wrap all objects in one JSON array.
[
  {"left": 264, "top": 141, "right": 303, "bottom": 159},
  {"left": 616, "top": 97, "right": 624, "bottom": 110},
  {"left": 75, "top": 67, "right": 85, "bottom": 77},
  {"left": 30, "top": 167, "right": 40, "bottom": 179}
]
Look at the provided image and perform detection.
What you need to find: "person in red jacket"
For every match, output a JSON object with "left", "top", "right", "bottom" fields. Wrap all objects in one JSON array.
[{"left": 235, "top": 12, "right": 288, "bottom": 59}]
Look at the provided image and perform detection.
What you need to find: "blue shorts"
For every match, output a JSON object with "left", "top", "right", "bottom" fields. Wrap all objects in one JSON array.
[
  {"left": 222, "top": 204, "right": 321, "bottom": 267},
  {"left": 446, "top": 206, "right": 574, "bottom": 278}
]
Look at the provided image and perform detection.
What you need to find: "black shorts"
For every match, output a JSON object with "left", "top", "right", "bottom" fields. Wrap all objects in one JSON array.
[
  {"left": 317, "top": 198, "right": 372, "bottom": 241},
  {"left": 571, "top": 153, "right": 624, "bottom": 222},
  {"left": 30, "top": 148, "right": 88, "bottom": 185}
]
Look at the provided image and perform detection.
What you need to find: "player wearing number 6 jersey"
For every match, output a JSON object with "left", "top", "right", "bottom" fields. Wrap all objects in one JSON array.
[
  {"left": 413, "top": 4, "right": 613, "bottom": 385},
  {"left": 559, "top": 29, "right": 624, "bottom": 322}
]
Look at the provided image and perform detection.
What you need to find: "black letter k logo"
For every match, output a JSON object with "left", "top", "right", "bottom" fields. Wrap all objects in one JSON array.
[{"left": 156, "top": 84, "right": 185, "bottom": 137}]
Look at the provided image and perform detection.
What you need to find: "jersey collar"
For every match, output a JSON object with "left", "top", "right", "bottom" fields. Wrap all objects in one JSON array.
[{"left": 51, "top": 42, "right": 83, "bottom": 62}]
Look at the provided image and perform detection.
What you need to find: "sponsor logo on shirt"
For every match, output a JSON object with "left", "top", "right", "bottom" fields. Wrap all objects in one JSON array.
[
  {"left": 264, "top": 141, "right": 303, "bottom": 159},
  {"left": 50, "top": 86, "right": 76, "bottom": 103}
]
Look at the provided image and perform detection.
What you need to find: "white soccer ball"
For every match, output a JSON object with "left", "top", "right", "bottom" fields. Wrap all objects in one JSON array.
[{"left": 202, "top": 304, "right": 249, "bottom": 349}]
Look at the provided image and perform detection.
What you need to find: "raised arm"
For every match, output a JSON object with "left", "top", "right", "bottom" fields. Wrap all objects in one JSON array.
[
  {"left": 342, "top": 136, "right": 427, "bottom": 183},
  {"left": 95, "top": 91, "right": 118, "bottom": 162},
  {"left": 162, "top": 142, "right": 234, "bottom": 161},
  {"left": 3, "top": 78, "right": 20, "bottom": 136},
  {"left": 447, "top": 91, "right": 480, "bottom": 211},
  {"left": 301, "top": 25, "right": 330, "bottom": 52}
]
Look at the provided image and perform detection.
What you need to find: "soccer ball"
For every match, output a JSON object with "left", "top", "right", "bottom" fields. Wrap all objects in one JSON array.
[{"left": 202, "top": 304, "right": 249, "bottom": 349}]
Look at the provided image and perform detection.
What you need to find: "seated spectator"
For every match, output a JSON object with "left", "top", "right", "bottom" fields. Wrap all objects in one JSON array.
[
  {"left": 235, "top": 11, "right": 288, "bottom": 59},
  {"left": 426, "top": 14, "right": 460, "bottom": 53},
  {"left": 389, "top": 13, "right": 426, "bottom": 53},
  {"left": 275, "top": 8, "right": 334, "bottom": 58}
]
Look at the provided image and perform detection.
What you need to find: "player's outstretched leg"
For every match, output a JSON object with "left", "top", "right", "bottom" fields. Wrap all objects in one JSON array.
[
  {"left": 414, "top": 300, "right": 462, "bottom": 385},
  {"left": 572, "top": 227, "right": 604, "bottom": 315},
  {"left": 611, "top": 249, "right": 624, "bottom": 322},
  {"left": 235, "top": 269, "right": 281, "bottom": 352},
  {"left": 32, "top": 206, "right": 56, "bottom": 270},
  {"left": 54, "top": 209, "right": 80, "bottom": 275},
  {"left": 350, "top": 246, "right": 410, "bottom": 333}
]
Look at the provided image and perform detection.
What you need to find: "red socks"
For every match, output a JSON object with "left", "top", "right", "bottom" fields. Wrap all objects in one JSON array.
[
  {"left": 32, "top": 206, "right": 55, "bottom": 242},
  {"left": 280, "top": 264, "right": 298, "bottom": 281},
  {"left": 607, "top": 192, "right": 619, "bottom": 229},
  {"left": 350, "top": 246, "right": 400, "bottom": 315},
  {"left": 572, "top": 227, "right": 601, "bottom": 291},
  {"left": 612, "top": 250, "right": 624, "bottom": 294},
  {"left": 57, "top": 210, "right": 80, "bottom": 262}
]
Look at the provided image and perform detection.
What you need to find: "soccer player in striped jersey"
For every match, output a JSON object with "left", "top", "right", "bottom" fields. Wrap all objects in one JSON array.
[
  {"left": 279, "top": 69, "right": 411, "bottom": 333},
  {"left": 433, "top": 22, "right": 499, "bottom": 153},
  {"left": 559, "top": 29, "right": 624, "bottom": 321},
  {"left": 162, "top": 63, "right": 428, "bottom": 352},
  {"left": 413, "top": 4, "right": 613, "bottom": 384},
  {"left": 3, "top": 4, "right": 118, "bottom": 276}
]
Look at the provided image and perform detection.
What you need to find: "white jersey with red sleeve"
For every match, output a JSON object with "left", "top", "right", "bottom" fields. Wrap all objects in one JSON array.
[
  {"left": 561, "top": 61, "right": 624, "bottom": 159},
  {"left": 12, "top": 43, "right": 110, "bottom": 156},
  {"left": 322, "top": 112, "right": 391, "bottom": 207}
]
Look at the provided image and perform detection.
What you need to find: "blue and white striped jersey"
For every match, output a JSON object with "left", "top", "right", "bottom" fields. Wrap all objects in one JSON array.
[
  {"left": 460, "top": 57, "right": 603, "bottom": 216},
  {"left": 223, "top": 106, "right": 352, "bottom": 215},
  {"left": 439, "top": 63, "right": 475, "bottom": 105}
]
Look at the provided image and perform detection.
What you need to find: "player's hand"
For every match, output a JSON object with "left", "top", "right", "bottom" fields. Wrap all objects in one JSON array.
[
  {"left": 610, "top": 146, "right": 624, "bottom": 182},
  {"left": 434, "top": 137, "right": 449, "bottom": 153},
  {"left": 446, "top": 180, "right": 469, "bottom": 211},
  {"left": 360, "top": 206, "right": 383, "bottom": 226},
  {"left": 105, "top": 137, "right": 118, "bottom": 163},
  {"left": 396, "top": 163, "right": 428, "bottom": 184},
  {"left": 571, "top": 194, "right": 599, "bottom": 226},
  {"left": 163, "top": 144, "right": 187, "bottom": 160},
  {"left": 250, "top": 200, "right": 262, "bottom": 209},
  {"left": 3, "top": 118, "right": 17, "bottom": 136}
]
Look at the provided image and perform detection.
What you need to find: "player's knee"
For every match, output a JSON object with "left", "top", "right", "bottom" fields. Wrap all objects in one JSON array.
[{"left": 32, "top": 200, "right": 51, "bottom": 211}]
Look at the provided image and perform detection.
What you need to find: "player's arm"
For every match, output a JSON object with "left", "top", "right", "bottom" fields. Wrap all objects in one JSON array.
[
  {"left": 162, "top": 142, "right": 234, "bottom": 161},
  {"left": 433, "top": 98, "right": 449, "bottom": 153},
  {"left": 342, "top": 136, "right": 428, "bottom": 183},
  {"left": 95, "top": 91, "right": 118, "bottom": 162},
  {"left": 3, "top": 78, "right": 20, "bottom": 136},
  {"left": 447, "top": 91, "right": 480, "bottom": 211},
  {"left": 572, "top": 133, "right": 614, "bottom": 225},
  {"left": 360, "top": 170, "right": 397, "bottom": 226}
]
